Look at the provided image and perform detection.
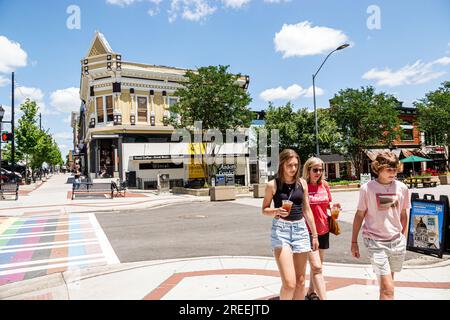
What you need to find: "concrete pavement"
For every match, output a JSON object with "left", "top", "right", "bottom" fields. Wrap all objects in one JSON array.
[
  {"left": 1, "top": 255, "right": 449, "bottom": 300},
  {"left": 0, "top": 173, "right": 210, "bottom": 216}
]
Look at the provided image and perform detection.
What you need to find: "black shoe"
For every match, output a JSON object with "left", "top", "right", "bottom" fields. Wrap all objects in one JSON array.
[{"left": 305, "top": 292, "right": 320, "bottom": 300}]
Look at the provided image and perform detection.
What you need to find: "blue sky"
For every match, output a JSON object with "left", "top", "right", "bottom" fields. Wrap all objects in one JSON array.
[{"left": 0, "top": 0, "right": 449, "bottom": 157}]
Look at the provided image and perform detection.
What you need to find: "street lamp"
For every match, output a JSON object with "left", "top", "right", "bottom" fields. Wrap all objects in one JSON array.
[
  {"left": 0, "top": 105, "right": 4, "bottom": 183},
  {"left": 312, "top": 43, "right": 349, "bottom": 156}
]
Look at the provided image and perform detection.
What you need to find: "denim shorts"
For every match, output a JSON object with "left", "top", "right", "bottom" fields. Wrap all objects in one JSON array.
[
  {"left": 271, "top": 218, "right": 311, "bottom": 254},
  {"left": 363, "top": 234, "right": 407, "bottom": 276}
]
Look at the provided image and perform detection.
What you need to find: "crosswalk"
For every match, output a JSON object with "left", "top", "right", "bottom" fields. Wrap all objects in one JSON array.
[{"left": 0, "top": 213, "right": 119, "bottom": 286}]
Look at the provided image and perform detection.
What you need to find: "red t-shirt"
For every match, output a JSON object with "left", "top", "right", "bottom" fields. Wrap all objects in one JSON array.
[{"left": 307, "top": 182, "right": 332, "bottom": 235}]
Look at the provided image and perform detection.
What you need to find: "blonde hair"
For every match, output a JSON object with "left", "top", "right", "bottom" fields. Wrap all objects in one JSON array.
[
  {"left": 371, "top": 151, "right": 403, "bottom": 175},
  {"left": 277, "top": 149, "right": 301, "bottom": 185},
  {"left": 302, "top": 157, "right": 325, "bottom": 184}
]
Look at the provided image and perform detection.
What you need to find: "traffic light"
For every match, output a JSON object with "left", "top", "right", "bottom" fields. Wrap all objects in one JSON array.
[{"left": 1, "top": 132, "right": 13, "bottom": 142}]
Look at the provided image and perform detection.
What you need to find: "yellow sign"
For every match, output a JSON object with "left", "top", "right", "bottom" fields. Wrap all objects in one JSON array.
[{"left": 188, "top": 143, "right": 206, "bottom": 179}]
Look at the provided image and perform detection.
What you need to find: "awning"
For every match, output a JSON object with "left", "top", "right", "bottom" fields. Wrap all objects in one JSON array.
[
  {"left": 92, "top": 134, "right": 119, "bottom": 139},
  {"left": 363, "top": 149, "right": 390, "bottom": 161}
]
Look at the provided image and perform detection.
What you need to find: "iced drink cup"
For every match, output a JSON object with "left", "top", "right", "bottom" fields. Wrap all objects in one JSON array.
[{"left": 282, "top": 200, "right": 293, "bottom": 214}]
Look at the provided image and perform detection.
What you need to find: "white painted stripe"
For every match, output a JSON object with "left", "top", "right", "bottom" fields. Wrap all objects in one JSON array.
[
  {"left": 89, "top": 213, "right": 120, "bottom": 265},
  {"left": 0, "top": 253, "right": 105, "bottom": 270},
  {"left": 0, "top": 258, "right": 107, "bottom": 276},
  {"left": 0, "top": 228, "right": 97, "bottom": 240},
  {"left": 6, "top": 221, "right": 91, "bottom": 230},
  {"left": 0, "top": 238, "right": 99, "bottom": 250},
  {"left": 0, "top": 241, "right": 99, "bottom": 254}
]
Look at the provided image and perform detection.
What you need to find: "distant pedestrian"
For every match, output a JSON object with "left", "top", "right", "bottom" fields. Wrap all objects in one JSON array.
[
  {"left": 351, "top": 151, "right": 410, "bottom": 300},
  {"left": 262, "top": 149, "right": 319, "bottom": 300},
  {"left": 302, "top": 157, "right": 341, "bottom": 300}
]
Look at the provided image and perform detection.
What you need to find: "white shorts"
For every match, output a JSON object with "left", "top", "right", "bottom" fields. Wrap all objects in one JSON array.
[{"left": 363, "top": 234, "right": 407, "bottom": 276}]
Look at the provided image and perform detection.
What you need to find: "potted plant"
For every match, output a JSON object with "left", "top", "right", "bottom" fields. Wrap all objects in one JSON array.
[{"left": 439, "top": 172, "right": 450, "bottom": 185}]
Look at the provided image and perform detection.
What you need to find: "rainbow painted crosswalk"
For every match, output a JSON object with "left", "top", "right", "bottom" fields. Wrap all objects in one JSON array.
[{"left": 0, "top": 213, "right": 119, "bottom": 286}]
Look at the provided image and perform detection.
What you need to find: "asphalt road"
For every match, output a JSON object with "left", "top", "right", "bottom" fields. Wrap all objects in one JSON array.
[{"left": 96, "top": 201, "right": 424, "bottom": 264}]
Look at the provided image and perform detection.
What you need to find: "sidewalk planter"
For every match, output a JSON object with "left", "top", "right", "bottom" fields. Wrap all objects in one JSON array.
[
  {"left": 253, "top": 183, "right": 267, "bottom": 198},
  {"left": 210, "top": 186, "right": 236, "bottom": 201},
  {"left": 439, "top": 175, "right": 450, "bottom": 185},
  {"left": 172, "top": 187, "right": 210, "bottom": 196}
]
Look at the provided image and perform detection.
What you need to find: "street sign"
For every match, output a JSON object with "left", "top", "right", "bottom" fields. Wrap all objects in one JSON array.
[
  {"left": 360, "top": 173, "right": 371, "bottom": 185},
  {"left": 407, "top": 193, "right": 450, "bottom": 258}
]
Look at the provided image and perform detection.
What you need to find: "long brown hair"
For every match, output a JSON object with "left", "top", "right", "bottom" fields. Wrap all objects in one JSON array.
[{"left": 277, "top": 149, "right": 301, "bottom": 185}]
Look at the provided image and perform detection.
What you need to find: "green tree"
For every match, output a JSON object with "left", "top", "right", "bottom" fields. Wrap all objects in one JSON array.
[
  {"left": 169, "top": 65, "right": 253, "bottom": 185},
  {"left": 415, "top": 81, "right": 450, "bottom": 170},
  {"left": 264, "top": 102, "right": 340, "bottom": 163},
  {"left": 329, "top": 86, "right": 402, "bottom": 176},
  {"left": 16, "top": 99, "right": 41, "bottom": 183}
]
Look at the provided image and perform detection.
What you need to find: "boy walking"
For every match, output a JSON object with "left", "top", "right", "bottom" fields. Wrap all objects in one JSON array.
[{"left": 351, "top": 151, "right": 410, "bottom": 300}]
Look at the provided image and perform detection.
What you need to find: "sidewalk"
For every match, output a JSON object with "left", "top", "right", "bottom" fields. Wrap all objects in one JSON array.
[
  {"left": 0, "top": 174, "right": 210, "bottom": 217},
  {"left": 1, "top": 255, "right": 449, "bottom": 300}
]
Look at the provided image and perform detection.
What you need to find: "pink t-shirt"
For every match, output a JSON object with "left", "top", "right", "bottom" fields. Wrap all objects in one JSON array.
[
  {"left": 357, "top": 180, "right": 411, "bottom": 241},
  {"left": 307, "top": 182, "right": 332, "bottom": 235}
]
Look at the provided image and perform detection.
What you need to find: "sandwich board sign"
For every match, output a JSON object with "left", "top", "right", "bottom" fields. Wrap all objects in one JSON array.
[{"left": 407, "top": 193, "right": 449, "bottom": 258}]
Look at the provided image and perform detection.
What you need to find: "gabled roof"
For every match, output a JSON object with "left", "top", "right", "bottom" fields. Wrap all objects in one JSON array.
[{"left": 85, "top": 31, "right": 114, "bottom": 57}]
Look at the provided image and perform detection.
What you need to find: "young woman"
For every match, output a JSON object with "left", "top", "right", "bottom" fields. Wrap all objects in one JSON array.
[
  {"left": 262, "top": 149, "right": 319, "bottom": 300},
  {"left": 351, "top": 151, "right": 410, "bottom": 300},
  {"left": 302, "top": 157, "right": 341, "bottom": 300}
]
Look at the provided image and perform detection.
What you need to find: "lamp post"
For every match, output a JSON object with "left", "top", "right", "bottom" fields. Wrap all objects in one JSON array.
[
  {"left": 312, "top": 43, "right": 349, "bottom": 156},
  {"left": 0, "top": 105, "right": 5, "bottom": 183}
]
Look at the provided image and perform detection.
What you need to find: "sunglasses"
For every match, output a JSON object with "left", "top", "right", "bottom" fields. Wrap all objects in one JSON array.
[{"left": 312, "top": 168, "right": 323, "bottom": 173}]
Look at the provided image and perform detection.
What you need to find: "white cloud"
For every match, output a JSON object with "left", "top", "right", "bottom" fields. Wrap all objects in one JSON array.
[
  {"left": 274, "top": 21, "right": 350, "bottom": 58},
  {"left": 362, "top": 57, "right": 450, "bottom": 87},
  {"left": 264, "top": 0, "right": 291, "bottom": 3},
  {"left": 169, "top": 0, "right": 217, "bottom": 22},
  {"left": 106, "top": 0, "right": 140, "bottom": 7},
  {"left": 221, "top": 0, "right": 251, "bottom": 9},
  {"left": 304, "top": 85, "right": 324, "bottom": 98},
  {"left": 434, "top": 56, "right": 450, "bottom": 66},
  {"left": 259, "top": 84, "right": 324, "bottom": 102},
  {"left": 0, "top": 75, "right": 10, "bottom": 87},
  {"left": 63, "top": 115, "right": 72, "bottom": 124},
  {"left": 14, "top": 86, "right": 57, "bottom": 115},
  {"left": 0, "top": 36, "right": 28, "bottom": 73},
  {"left": 53, "top": 132, "right": 72, "bottom": 140},
  {"left": 49, "top": 87, "right": 80, "bottom": 114}
]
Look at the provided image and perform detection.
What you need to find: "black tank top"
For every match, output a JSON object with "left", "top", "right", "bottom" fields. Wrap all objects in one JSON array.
[{"left": 273, "top": 178, "right": 304, "bottom": 221}]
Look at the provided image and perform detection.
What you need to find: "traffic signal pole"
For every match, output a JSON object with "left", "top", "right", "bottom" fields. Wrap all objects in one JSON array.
[{"left": 11, "top": 72, "right": 15, "bottom": 182}]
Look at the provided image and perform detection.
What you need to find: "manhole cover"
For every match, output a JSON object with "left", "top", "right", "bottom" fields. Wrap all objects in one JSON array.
[{"left": 179, "top": 215, "right": 207, "bottom": 219}]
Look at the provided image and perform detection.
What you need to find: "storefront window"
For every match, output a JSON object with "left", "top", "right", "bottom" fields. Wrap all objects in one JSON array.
[{"left": 138, "top": 97, "right": 148, "bottom": 122}]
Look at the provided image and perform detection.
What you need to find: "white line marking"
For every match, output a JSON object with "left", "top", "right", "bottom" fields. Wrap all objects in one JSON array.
[
  {"left": 0, "top": 228, "right": 97, "bottom": 240},
  {"left": 0, "top": 254, "right": 105, "bottom": 270},
  {"left": 5, "top": 221, "right": 91, "bottom": 230},
  {"left": 0, "top": 238, "right": 99, "bottom": 250},
  {"left": 0, "top": 241, "right": 99, "bottom": 254},
  {"left": 89, "top": 213, "right": 120, "bottom": 265},
  {"left": 0, "top": 258, "right": 107, "bottom": 276}
]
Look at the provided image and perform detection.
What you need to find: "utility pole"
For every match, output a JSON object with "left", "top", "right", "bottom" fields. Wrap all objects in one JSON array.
[{"left": 39, "top": 113, "right": 42, "bottom": 130}]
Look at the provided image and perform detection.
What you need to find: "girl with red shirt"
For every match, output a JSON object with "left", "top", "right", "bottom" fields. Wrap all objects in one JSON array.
[{"left": 302, "top": 157, "right": 341, "bottom": 300}]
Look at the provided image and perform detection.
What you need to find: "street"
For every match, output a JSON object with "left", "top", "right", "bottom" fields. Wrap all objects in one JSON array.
[{"left": 95, "top": 200, "right": 426, "bottom": 264}]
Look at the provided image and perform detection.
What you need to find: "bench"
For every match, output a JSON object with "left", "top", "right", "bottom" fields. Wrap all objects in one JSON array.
[
  {"left": 72, "top": 182, "right": 113, "bottom": 200},
  {"left": 0, "top": 183, "right": 19, "bottom": 200},
  {"left": 422, "top": 178, "right": 437, "bottom": 188}
]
